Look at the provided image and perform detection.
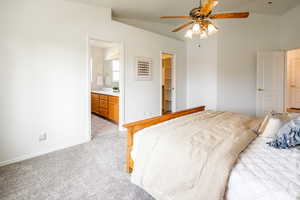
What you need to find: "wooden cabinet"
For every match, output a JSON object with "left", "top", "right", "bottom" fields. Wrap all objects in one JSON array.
[
  {"left": 99, "top": 94, "right": 108, "bottom": 118},
  {"left": 108, "top": 96, "right": 119, "bottom": 123},
  {"left": 91, "top": 93, "right": 100, "bottom": 114},
  {"left": 99, "top": 109, "right": 108, "bottom": 118},
  {"left": 91, "top": 93, "right": 119, "bottom": 123}
]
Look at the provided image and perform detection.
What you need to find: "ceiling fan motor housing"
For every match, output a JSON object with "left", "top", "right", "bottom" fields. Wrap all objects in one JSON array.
[{"left": 190, "top": 7, "right": 211, "bottom": 19}]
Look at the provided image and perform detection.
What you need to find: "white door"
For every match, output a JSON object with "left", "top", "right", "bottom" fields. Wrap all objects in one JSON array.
[
  {"left": 256, "top": 51, "right": 285, "bottom": 117},
  {"left": 288, "top": 55, "right": 300, "bottom": 108}
]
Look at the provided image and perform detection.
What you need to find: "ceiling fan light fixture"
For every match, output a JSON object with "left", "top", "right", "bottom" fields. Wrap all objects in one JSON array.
[
  {"left": 192, "top": 23, "right": 201, "bottom": 34},
  {"left": 185, "top": 29, "right": 193, "bottom": 39},
  {"left": 160, "top": 0, "right": 249, "bottom": 40},
  {"left": 207, "top": 23, "right": 218, "bottom": 35},
  {"left": 213, "top": 1, "right": 219, "bottom": 7},
  {"left": 200, "top": 30, "right": 208, "bottom": 39}
]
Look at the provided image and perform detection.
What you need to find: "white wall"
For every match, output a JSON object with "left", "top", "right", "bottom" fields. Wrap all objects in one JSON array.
[
  {"left": 186, "top": 14, "right": 281, "bottom": 115},
  {"left": 217, "top": 14, "right": 281, "bottom": 115},
  {"left": 0, "top": 0, "right": 187, "bottom": 165},
  {"left": 114, "top": 17, "right": 183, "bottom": 41},
  {"left": 280, "top": 4, "right": 300, "bottom": 50},
  {"left": 104, "top": 46, "right": 120, "bottom": 61},
  {"left": 90, "top": 46, "right": 105, "bottom": 90},
  {"left": 186, "top": 35, "right": 218, "bottom": 110}
]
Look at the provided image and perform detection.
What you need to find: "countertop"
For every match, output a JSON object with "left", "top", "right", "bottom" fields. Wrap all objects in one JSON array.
[{"left": 92, "top": 90, "right": 120, "bottom": 97}]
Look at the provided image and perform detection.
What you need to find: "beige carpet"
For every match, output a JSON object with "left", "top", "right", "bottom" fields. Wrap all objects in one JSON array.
[{"left": 0, "top": 115, "right": 154, "bottom": 200}]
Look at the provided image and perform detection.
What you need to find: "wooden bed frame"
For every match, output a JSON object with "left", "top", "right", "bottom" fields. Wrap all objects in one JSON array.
[{"left": 123, "top": 106, "right": 205, "bottom": 173}]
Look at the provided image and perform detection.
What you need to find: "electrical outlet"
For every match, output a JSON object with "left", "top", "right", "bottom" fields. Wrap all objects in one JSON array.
[{"left": 39, "top": 132, "right": 47, "bottom": 142}]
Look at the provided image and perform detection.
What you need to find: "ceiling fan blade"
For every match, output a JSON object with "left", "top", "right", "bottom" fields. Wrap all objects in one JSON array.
[
  {"left": 160, "top": 16, "right": 192, "bottom": 19},
  {"left": 172, "top": 21, "right": 194, "bottom": 32},
  {"left": 200, "top": 0, "right": 219, "bottom": 16},
  {"left": 210, "top": 12, "right": 249, "bottom": 19}
]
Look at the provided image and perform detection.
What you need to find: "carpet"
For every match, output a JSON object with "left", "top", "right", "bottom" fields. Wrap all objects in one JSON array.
[{"left": 0, "top": 115, "right": 154, "bottom": 200}]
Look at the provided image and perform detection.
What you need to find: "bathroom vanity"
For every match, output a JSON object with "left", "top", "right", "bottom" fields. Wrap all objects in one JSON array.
[{"left": 91, "top": 91, "right": 119, "bottom": 123}]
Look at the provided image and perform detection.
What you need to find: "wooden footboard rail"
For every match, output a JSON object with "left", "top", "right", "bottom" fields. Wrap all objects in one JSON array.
[{"left": 123, "top": 106, "right": 205, "bottom": 173}]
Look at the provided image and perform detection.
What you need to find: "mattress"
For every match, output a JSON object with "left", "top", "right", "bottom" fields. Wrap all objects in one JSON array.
[{"left": 226, "top": 136, "right": 300, "bottom": 200}]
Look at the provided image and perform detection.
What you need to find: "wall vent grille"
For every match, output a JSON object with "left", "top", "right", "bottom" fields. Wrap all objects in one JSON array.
[{"left": 136, "top": 57, "right": 152, "bottom": 81}]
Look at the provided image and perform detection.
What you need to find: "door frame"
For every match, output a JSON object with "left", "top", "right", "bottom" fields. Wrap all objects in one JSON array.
[
  {"left": 160, "top": 51, "right": 176, "bottom": 115},
  {"left": 284, "top": 48, "right": 300, "bottom": 111},
  {"left": 256, "top": 50, "right": 286, "bottom": 116},
  {"left": 86, "top": 35, "right": 126, "bottom": 141},
  {"left": 258, "top": 48, "right": 300, "bottom": 115},
  {"left": 284, "top": 50, "right": 289, "bottom": 112}
]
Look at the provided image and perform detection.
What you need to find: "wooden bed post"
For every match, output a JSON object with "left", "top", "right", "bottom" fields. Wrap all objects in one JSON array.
[
  {"left": 123, "top": 106, "right": 205, "bottom": 173},
  {"left": 126, "top": 127, "right": 134, "bottom": 173}
]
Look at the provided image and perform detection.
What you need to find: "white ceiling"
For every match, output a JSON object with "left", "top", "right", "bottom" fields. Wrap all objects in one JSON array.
[
  {"left": 71, "top": 0, "right": 300, "bottom": 39},
  {"left": 73, "top": 0, "right": 300, "bottom": 20}
]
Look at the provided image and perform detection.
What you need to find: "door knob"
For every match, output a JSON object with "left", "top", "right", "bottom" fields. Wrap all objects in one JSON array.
[{"left": 257, "top": 88, "right": 264, "bottom": 92}]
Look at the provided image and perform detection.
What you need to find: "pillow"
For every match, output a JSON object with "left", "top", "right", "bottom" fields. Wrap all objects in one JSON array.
[
  {"left": 257, "top": 113, "right": 271, "bottom": 135},
  {"left": 267, "top": 117, "right": 300, "bottom": 149},
  {"left": 261, "top": 117, "right": 286, "bottom": 138},
  {"left": 288, "top": 113, "right": 300, "bottom": 119},
  {"left": 259, "top": 112, "right": 290, "bottom": 138}
]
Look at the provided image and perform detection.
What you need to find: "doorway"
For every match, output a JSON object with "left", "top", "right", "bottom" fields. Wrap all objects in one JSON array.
[
  {"left": 161, "top": 52, "right": 176, "bottom": 115},
  {"left": 256, "top": 49, "right": 300, "bottom": 116},
  {"left": 256, "top": 51, "right": 285, "bottom": 116},
  {"left": 88, "top": 38, "right": 124, "bottom": 139},
  {"left": 285, "top": 48, "right": 300, "bottom": 113}
]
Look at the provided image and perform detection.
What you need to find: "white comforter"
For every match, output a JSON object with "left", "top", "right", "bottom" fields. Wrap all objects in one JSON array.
[
  {"left": 226, "top": 136, "right": 300, "bottom": 200},
  {"left": 131, "top": 110, "right": 258, "bottom": 200}
]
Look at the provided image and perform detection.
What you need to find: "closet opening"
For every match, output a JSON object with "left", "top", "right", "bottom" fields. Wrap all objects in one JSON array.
[{"left": 161, "top": 52, "right": 176, "bottom": 115}]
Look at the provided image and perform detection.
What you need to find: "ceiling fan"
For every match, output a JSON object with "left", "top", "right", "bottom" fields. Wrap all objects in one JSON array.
[{"left": 160, "top": 0, "right": 249, "bottom": 39}]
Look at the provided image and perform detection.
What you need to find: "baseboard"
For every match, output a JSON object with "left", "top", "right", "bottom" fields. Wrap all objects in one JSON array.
[{"left": 0, "top": 139, "right": 90, "bottom": 167}]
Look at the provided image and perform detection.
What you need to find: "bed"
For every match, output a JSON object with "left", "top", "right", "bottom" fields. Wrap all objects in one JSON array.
[
  {"left": 226, "top": 135, "right": 300, "bottom": 200},
  {"left": 123, "top": 107, "right": 300, "bottom": 200}
]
